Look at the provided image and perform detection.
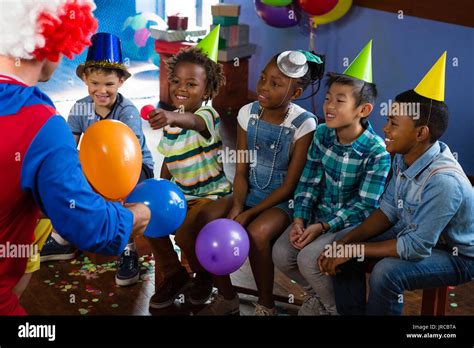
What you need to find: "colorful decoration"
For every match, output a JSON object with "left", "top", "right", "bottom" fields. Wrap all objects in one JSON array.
[
  {"left": 254, "top": 0, "right": 301, "bottom": 28},
  {"left": 195, "top": 219, "right": 250, "bottom": 276},
  {"left": 79, "top": 120, "right": 142, "bottom": 201},
  {"left": 262, "top": 0, "right": 293, "bottom": 6},
  {"left": 197, "top": 25, "right": 221, "bottom": 63},
  {"left": 343, "top": 40, "right": 373, "bottom": 83},
  {"left": 414, "top": 51, "right": 447, "bottom": 102},
  {"left": 121, "top": 12, "right": 166, "bottom": 67},
  {"left": 298, "top": 0, "right": 338, "bottom": 16},
  {"left": 312, "top": 0, "right": 352, "bottom": 26},
  {"left": 126, "top": 179, "right": 187, "bottom": 238},
  {"left": 76, "top": 33, "right": 131, "bottom": 80}
]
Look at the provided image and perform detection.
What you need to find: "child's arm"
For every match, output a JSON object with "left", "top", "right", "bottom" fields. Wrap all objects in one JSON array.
[
  {"left": 321, "top": 150, "right": 391, "bottom": 233},
  {"left": 21, "top": 116, "right": 149, "bottom": 256},
  {"left": 388, "top": 173, "right": 464, "bottom": 260},
  {"left": 148, "top": 108, "right": 210, "bottom": 139},
  {"left": 160, "top": 162, "right": 172, "bottom": 180},
  {"left": 238, "top": 131, "right": 315, "bottom": 224},
  {"left": 228, "top": 124, "right": 250, "bottom": 218},
  {"left": 73, "top": 134, "right": 80, "bottom": 145},
  {"left": 293, "top": 132, "right": 325, "bottom": 226},
  {"left": 337, "top": 170, "right": 398, "bottom": 245},
  {"left": 320, "top": 172, "right": 465, "bottom": 275},
  {"left": 66, "top": 108, "right": 83, "bottom": 147}
]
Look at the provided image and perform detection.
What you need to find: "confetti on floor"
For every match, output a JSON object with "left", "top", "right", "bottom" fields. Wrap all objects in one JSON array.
[{"left": 40, "top": 253, "right": 157, "bottom": 315}]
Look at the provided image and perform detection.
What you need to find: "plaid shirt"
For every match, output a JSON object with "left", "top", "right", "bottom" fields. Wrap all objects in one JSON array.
[{"left": 294, "top": 122, "right": 391, "bottom": 232}]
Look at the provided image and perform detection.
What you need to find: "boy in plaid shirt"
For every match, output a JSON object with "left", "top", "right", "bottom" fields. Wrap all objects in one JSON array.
[{"left": 273, "top": 41, "right": 391, "bottom": 315}]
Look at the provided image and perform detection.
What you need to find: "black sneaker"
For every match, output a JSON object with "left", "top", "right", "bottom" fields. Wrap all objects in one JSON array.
[
  {"left": 40, "top": 235, "right": 78, "bottom": 262},
  {"left": 188, "top": 272, "right": 213, "bottom": 305},
  {"left": 149, "top": 267, "right": 191, "bottom": 309},
  {"left": 115, "top": 249, "right": 140, "bottom": 286}
]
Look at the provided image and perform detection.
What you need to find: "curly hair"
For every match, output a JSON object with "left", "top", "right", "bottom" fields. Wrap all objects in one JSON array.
[{"left": 166, "top": 47, "right": 225, "bottom": 102}]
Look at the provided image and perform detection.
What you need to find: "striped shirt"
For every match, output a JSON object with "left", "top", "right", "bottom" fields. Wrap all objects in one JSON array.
[
  {"left": 158, "top": 105, "right": 232, "bottom": 200},
  {"left": 293, "top": 122, "right": 391, "bottom": 232}
]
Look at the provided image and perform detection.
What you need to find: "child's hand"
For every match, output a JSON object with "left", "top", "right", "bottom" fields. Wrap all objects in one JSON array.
[
  {"left": 318, "top": 249, "right": 351, "bottom": 276},
  {"left": 148, "top": 108, "right": 176, "bottom": 130},
  {"left": 234, "top": 210, "right": 255, "bottom": 228},
  {"left": 227, "top": 205, "right": 244, "bottom": 220},
  {"left": 294, "top": 223, "right": 324, "bottom": 249},
  {"left": 290, "top": 222, "right": 304, "bottom": 249}
]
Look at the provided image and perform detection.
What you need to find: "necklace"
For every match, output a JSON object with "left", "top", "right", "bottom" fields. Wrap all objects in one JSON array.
[{"left": 251, "top": 105, "right": 291, "bottom": 190}]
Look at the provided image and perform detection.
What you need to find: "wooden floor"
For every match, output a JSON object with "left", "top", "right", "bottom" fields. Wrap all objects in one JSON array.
[{"left": 21, "top": 248, "right": 474, "bottom": 316}]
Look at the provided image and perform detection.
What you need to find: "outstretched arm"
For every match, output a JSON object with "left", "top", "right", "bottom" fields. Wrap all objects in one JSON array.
[{"left": 22, "top": 116, "right": 150, "bottom": 255}]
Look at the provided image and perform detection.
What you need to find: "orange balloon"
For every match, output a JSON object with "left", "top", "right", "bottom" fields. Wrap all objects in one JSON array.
[{"left": 79, "top": 120, "right": 142, "bottom": 201}]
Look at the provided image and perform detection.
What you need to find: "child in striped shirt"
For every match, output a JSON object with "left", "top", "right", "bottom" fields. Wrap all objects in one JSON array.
[
  {"left": 145, "top": 47, "right": 232, "bottom": 309},
  {"left": 273, "top": 42, "right": 391, "bottom": 316}
]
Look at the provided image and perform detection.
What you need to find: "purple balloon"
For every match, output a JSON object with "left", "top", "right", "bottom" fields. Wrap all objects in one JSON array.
[
  {"left": 255, "top": 0, "right": 301, "bottom": 28},
  {"left": 195, "top": 219, "right": 250, "bottom": 276}
]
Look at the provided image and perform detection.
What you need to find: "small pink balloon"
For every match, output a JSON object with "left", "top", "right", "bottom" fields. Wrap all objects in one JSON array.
[
  {"left": 134, "top": 27, "right": 150, "bottom": 48},
  {"left": 140, "top": 105, "right": 155, "bottom": 120}
]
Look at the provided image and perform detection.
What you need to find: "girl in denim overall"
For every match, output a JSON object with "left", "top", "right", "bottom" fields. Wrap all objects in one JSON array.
[{"left": 197, "top": 51, "right": 324, "bottom": 315}]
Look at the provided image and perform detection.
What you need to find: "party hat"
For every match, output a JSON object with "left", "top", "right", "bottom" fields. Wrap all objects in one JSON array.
[
  {"left": 197, "top": 25, "right": 220, "bottom": 62},
  {"left": 343, "top": 40, "right": 373, "bottom": 83},
  {"left": 414, "top": 51, "right": 446, "bottom": 102}
]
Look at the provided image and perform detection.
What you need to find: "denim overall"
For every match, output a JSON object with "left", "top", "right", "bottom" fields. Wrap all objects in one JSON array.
[{"left": 245, "top": 102, "right": 315, "bottom": 217}]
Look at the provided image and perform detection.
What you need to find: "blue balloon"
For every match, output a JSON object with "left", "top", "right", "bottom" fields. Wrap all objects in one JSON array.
[{"left": 126, "top": 179, "right": 187, "bottom": 238}]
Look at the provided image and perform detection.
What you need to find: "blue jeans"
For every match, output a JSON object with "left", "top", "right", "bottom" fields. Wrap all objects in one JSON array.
[{"left": 333, "top": 228, "right": 474, "bottom": 315}]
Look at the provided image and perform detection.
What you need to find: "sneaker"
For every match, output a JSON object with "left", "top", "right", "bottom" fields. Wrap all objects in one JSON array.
[
  {"left": 115, "top": 249, "right": 139, "bottom": 286},
  {"left": 196, "top": 294, "right": 240, "bottom": 316},
  {"left": 40, "top": 235, "right": 78, "bottom": 262},
  {"left": 298, "top": 294, "right": 327, "bottom": 316},
  {"left": 149, "top": 267, "right": 191, "bottom": 309},
  {"left": 254, "top": 303, "right": 277, "bottom": 316},
  {"left": 188, "top": 272, "right": 213, "bottom": 305}
]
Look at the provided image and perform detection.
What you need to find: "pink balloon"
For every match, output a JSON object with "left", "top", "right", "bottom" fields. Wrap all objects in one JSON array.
[{"left": 134, "top": 28, "right": 150, "bottom": 48}]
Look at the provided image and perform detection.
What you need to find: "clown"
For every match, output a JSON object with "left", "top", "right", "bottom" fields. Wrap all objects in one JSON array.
[{"left": 0, "top": 0, "right": 150, "bottom": 315}]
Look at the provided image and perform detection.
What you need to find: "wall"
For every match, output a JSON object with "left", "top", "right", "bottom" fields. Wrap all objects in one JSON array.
[{"left": 223, "top": 1, "right": 474, "bottom": 174}]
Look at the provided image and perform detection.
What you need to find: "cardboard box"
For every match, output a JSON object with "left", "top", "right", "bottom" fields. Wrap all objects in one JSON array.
[
  {"left": 167, "top": 15, "right": 188, "bottom": 30},
  {"left": 150, "top": 26, "right": 206, "bottom": 42},
  {"left": 212, "top": 24, "right": 249, "bottom": 48},
  {"left": 211, "top": 4, "right": 241, "bottom": 17},
  {"left": 218, "top": 44, "right": 256, "bottom": 62},
  {"left": 213, "top": 16, "right": 239, "bottom": 26}
]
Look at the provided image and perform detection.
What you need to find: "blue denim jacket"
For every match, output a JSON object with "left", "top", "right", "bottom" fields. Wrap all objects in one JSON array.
[{"left": 380, "top": 141, "right": 474, "bottom": 260}]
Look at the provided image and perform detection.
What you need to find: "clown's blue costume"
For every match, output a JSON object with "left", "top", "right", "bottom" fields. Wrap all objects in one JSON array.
[{"left": 0, "top": 0, "right": 134, "bottom": 315}]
